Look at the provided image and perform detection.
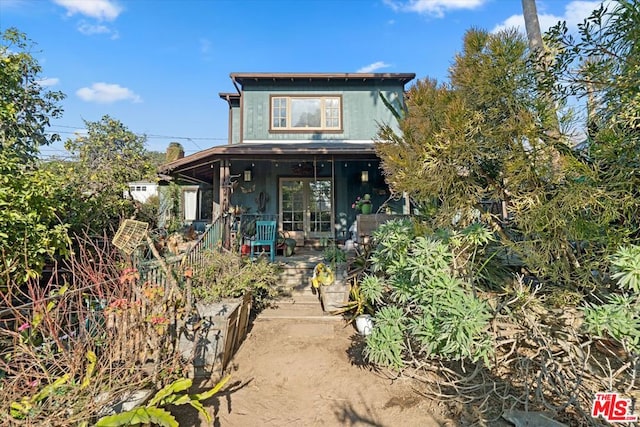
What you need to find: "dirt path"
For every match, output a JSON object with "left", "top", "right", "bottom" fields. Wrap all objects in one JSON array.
[{"left": 177, "top": 318, "right": 452, "bottom": 426}]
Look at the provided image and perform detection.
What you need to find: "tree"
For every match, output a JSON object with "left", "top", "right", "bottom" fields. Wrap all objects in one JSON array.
[
  {"left": 376, "top": 28, "right": 620, "bottom": 286},
  {"left": 543, "top": 1, "right": 639, "bottom": 239},
  {"left": 521, "top": 0, "right": 543, "bottom": 53},
  {"left": 62, "top": 115, "right": 156, "bottom": 233},
  {"left": 0, "top": 28, "right": 69, "bottom": 284}
]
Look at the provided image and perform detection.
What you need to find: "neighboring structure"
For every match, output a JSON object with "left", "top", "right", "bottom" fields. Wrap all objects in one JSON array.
[
  {"left": 159, "top": 72, "right": 415, "bottom": 243},
  {"left": 124, "top": 181, "right": 159, "bottom": 203}
]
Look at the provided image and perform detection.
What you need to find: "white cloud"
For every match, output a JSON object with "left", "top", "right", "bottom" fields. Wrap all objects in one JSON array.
[
  {"left": 357, "top": 61, "right": 392, "bottom": 73},
  {"left": 492, "top": 1, "right": 607, "bottom": 34},
  {"left": 384, "top": 0, "right": 486, "bottom": 18},
  {"left": 77, "top": 21, "right": 108, "bottom": 34},
  {"left": 77, "top": 21, "right": 119, "bottom": 39},
  {"left": 76, "top": 83, "right": 142, "bottom": 104},
  {"left": 37, "top": 77, "right": 60, "bottom": 87},
  {"left": 53, "top": 0, "right": 122, "bottom": 21}
]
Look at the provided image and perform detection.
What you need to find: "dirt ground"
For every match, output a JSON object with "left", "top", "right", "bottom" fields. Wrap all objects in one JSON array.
[{"left": 174, "top": 318, "right": 456, "bottom": 427}]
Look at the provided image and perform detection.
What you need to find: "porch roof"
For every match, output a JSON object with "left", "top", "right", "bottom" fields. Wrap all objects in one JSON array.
[{"left": 159, "top": 142, "right": 381, "bottom": 182}]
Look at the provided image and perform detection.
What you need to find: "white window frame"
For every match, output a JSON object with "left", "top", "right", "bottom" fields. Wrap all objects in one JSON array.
[{"left": 270, "top": 95, "right": 342, "bottom": 131}]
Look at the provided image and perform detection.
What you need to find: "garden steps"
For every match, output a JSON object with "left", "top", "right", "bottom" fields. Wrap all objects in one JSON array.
[{"left": 258, "top": 291, "right": 343, "bottom": 321}]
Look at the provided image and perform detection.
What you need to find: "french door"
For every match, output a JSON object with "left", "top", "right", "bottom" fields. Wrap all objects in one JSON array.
[{"left": 280, "top": 178, "right": 333, "bottom": 245}]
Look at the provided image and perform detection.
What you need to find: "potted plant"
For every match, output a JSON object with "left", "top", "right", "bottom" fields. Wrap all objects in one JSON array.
[
  {"left": 311, "top": 262, "right": 347, "bottom": 312},
  {"left": 323, "top": 245, "right": 348, "bottom": 282},
  {"left": 352, "top": 193, "right": 373, "bottom": 215}
]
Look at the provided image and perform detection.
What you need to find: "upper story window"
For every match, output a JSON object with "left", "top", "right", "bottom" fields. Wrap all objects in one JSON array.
[{"left": 271, "top": 96, "right": 342, "bottom": 131}]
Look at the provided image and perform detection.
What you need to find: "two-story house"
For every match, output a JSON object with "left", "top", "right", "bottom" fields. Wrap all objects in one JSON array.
[{"left": 159, "top": 72, "right": 415, "bottom": 246}]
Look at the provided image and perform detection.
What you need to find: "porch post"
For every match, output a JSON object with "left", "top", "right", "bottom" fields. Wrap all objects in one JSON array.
[{"left": 220, "top": 160, "right": 231, "bottom": 248}]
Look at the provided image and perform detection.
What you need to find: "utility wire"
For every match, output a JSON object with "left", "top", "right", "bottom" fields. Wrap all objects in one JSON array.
[{"left": 47, "top": 125, "right": 227, "bottom": 142}]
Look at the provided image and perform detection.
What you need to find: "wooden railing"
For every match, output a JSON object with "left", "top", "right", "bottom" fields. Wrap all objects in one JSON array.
[
  {"left": 138, "top": 215, "right": 228, "bottom": 285},
  {"left": 183, "top": 215, "right": 226, "bottom": 272}
]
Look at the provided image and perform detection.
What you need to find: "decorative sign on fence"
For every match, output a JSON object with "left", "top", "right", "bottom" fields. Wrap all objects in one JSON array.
[{"left": 113, "top": 219, "right": 149, "bottom": 254}]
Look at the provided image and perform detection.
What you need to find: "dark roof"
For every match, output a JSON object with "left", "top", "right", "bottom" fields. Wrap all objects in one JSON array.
[
  {"left": 159, "top": 142, "right": 379, "bottom": 177},
  {"left": 230, "top": 72, "right": 416, "bottom": 86},
  {"left": 218, "top": 92, "right": 240, "bottom": 99}
]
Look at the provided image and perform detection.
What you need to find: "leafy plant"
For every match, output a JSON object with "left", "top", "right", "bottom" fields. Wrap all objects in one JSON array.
[
  {"left": 192, "top": 249, "right": 279, "bottom": 313},
  {"left": 330, "top": 283, "right": 373, "bottom": 320},
  {"left": 583, "top": 294, "right": 639, "bottom": 354},
  {"left": 362, "top": 221, "right": 494, "bottom": 368},
  {"left": 364, "top": 306, "right": 406, "bottom": 369},
  {"left": 323, "top": 246, "right": 347, "bottom": 264},
  {"left": 311, "top": 262, "right": 334, "bottom": 288},
  {"left": 95, "top": 375, "right": 231, "bottom": 427},
  {"left": 583, "top": 244, "right": 640, "bottom": 354},
  {"left": 610, "top": 245, "right": 640, "bottom": 293},
  {"left": 0, "top": 28, "right": 70, "bottom": 284},
  {"left": 375, "top": 21, "right": 638, "bottom": 289}
]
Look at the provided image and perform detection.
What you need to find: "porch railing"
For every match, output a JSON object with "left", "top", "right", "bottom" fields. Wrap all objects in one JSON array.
[
  {"left": 138, "top": 215, "right": 228, "bottom": 285},
  {"left": 183, "top": 215, "right": 226, "bottom": 271}
]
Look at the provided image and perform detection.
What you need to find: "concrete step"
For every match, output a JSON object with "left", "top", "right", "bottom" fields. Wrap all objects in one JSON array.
[{"left": 258, "top": 297, "right": 343, "bottom": 321}]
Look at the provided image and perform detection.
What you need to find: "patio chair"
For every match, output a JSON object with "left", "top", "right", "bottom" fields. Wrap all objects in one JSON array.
[{"left": 250, "top": 220, "right": 277, "bottom": 262}]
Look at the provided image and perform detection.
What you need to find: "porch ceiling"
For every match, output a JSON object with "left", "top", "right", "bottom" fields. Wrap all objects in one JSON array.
[{"left": 159, "top": 142, "right": 381, "bottom": 183}]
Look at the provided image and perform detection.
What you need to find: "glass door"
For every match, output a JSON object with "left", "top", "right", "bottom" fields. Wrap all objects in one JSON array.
[{"left": 280, "top": 178, "right": 333, "bottom": 245}]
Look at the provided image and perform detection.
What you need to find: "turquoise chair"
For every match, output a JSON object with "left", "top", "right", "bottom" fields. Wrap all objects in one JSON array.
[{"left": 250, "top": 220, "right": 277, "bottom": 262}]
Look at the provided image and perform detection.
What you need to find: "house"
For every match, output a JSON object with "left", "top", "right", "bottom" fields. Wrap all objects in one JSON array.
[
  {"left": 125, "top": 181, "right": 159, "bottom": 203},
  {"left": 158, "top": 72, "right": 415, "bottom": 245}
]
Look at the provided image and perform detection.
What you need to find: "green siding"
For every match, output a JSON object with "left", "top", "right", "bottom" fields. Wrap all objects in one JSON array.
[
  {"left": 240, "top": 82, "right": 405, "bottom": 142},
  {"left": 231, "top": 105, "right": 240, "bottom": 144}
]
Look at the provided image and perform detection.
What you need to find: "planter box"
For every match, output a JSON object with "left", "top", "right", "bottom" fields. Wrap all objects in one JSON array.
[
  {"left": 319, "top": 263, "right": 349, "bottom": 312},
  {"left": 179, "top": 293, "right": 252, "bottom": 377},
  {"left": 320, "top": 283, "right": 349, "bottom": 312}
]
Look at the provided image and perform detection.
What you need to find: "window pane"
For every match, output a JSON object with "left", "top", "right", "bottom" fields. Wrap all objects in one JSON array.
[
  {"left": 324, "top": 97, "right": 340, "bottom": 128},
  {"left": 272, "top": 97, "right": 287, "bottom": 128},
  {"left": 291, "top": 98, "right": 321, "bottom": 128}
]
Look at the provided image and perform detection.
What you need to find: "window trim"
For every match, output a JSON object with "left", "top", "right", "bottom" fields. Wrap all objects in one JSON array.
[{"left": 269, "top": 95, "right": 343, "bottom": 133}]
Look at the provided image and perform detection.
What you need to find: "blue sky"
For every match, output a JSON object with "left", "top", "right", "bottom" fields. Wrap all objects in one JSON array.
[{"left": 1, "top": 0, "right": 605, "bottom": 157}]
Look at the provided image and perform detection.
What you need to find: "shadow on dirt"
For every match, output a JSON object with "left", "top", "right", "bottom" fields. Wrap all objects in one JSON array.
[{"left": 346, "top": 332, "right": 370, "bottom": 368}]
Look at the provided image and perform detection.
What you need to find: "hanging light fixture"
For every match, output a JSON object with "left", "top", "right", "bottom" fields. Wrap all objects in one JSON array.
[
  {"left": 361, "top": 170, "right": 369, "bottom": 183},
  {"left": 244, "top": 168, "right": 252, "bottom": 182}
]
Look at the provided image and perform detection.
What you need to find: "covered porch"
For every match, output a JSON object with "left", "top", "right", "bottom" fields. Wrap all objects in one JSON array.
[{"left": 159, "top": 142, "right": 410, "bottom": 248}]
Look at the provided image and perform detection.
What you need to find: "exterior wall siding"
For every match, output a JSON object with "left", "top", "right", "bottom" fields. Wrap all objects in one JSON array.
[
  {"left": 240, "top": 82, "right": 405, "bottom": 142},
  {"left": 231, "top": 105, "right": 241, "bottom": 144}
]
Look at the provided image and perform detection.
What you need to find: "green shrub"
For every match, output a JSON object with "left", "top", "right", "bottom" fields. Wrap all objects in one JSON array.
[
  {"left": 610, "top": 245, "right": 640, "bottom": 293},
  {"left": 192, "top": 250, "right": 279, "bottom": 314},
  {"left": 583, "top": 245, "right": 640, "bottom": 354},
  {"left": 323, "top": 245, "right": 347, "bottom": 264},
  {"left": 362, "top": 219, "right": 494, "bottom": 368}
]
